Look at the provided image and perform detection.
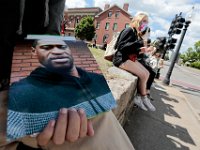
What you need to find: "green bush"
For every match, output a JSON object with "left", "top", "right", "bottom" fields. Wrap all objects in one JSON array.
[
  {"left": 190, "top": 61, "right": 200, "bottom": 69},
  {"left": 75, "top": 16, "right": 95, "bottom": 41}
]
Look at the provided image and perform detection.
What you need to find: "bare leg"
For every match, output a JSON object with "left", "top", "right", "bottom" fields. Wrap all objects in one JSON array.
[{"left": 119, "top": 60, "right": 149, "bottom": 96}]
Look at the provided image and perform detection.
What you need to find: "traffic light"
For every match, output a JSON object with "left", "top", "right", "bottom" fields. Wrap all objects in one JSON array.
[
  {"left": 154, "top": 37, "right": 167, "bottom": 53},
  {"left": 168, "top": 15, "right": 185, "bottom": 36},
  {"left": 165, "top": 37, "right": 177, "bottom": 49}
]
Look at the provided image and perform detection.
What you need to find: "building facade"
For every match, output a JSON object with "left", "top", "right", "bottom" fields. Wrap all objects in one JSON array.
[
  {"left": 64, "top": 3, "right": 132, "bottom": 46},
  {"left": 64, "top": 7, "right": 102, "bottom": 36},
  {"left": 94, "top": 3, "right": 132, "bottom": 45}
]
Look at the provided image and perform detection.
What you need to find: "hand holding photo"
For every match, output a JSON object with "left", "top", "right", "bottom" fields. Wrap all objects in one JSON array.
[{"left": 7, "top": 36, "right": 117, "bottom": 141}]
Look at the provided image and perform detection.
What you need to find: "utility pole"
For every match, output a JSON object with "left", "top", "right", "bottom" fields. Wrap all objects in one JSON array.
[
  {"left": 163, "top": 20, "right": 191, "bottom": 85},
  {"left": 163, "top": 6, "right": 195, "bottom": 85}
]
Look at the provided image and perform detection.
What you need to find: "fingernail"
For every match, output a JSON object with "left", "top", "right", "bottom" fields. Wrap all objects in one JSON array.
[
  {"left": 79, "top": 109, "right": 85, "bottom": 114},
  {"left": 71, "top": 108, "right": 77, "bottom": 112},
  {"left": 60, "top": 108, "right": 67, "bottom": 114},
  {"left": 50, "top": 120, "right": 55, "bottom": 127}
]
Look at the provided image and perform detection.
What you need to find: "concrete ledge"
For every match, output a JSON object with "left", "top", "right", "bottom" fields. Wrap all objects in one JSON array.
[{"left": 105, "top": 67, "right": 138, "bottom": 126}]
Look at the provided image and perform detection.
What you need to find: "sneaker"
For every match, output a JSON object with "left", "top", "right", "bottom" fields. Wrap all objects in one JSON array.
[
  {"left": 142, "top": 96, "right": 156, "bottom": 111},
  {"left": 147, "top": 93, "right": 154, "bottom": 101},
  {"left": 134, "top": 96, "right": 148, "bottom": 111}
]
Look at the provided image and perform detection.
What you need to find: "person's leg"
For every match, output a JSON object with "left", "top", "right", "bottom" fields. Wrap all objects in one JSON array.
[
  {"left": 46, "top": 0, "right": 66, "bottom": 35},
  {"left": 119, "top": 60, "right": 149, "bottom": 111},
  {"left": 119, "top": 60, "right": 155, "bottom": 111},
  {"left": 135, "top": 63, "right": 156, "bottom": 111},
  {"left": 141, "top": 63, "right": 156, "bottom": 91},
  {"left": 0, "top": 0, "right": 20, "bottom": 143},
  {"left": 120, "top": 60, "right": 149, "bottom": 96}
]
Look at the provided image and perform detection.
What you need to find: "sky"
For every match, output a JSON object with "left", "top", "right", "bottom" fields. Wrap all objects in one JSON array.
[{"left": 65, "top": 0, "right": 200, "bottom": 53}]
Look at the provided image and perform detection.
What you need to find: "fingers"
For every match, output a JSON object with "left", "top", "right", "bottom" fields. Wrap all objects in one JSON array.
[
  {"left": 66, "top": 109, "right": 80, "bottom": 142},
  {"left": 37, "top": 108, "right": 94, "bottom": 147},
  {"left": 140, "top": 47, "right": 146, "bottom": 53},
  {"left": 37, "top": 120, "right": 55, "bottom": 147},
  {"left": 52, "top": 108, "right": 68, "bottom": 145},
  {"left": 78, "top": 109, "right": 87, "bottom": 138},
  {"left": 87, "top": 120, "right": 94, "bottom": 137}
]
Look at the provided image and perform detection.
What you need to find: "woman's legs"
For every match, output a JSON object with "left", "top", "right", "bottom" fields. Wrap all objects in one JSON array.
[
  {"left": 119, "top": 60, "right": 149, "bottom": 96},
  {"left": 119, "top": 60, "right": 155, "bottom": 111}
]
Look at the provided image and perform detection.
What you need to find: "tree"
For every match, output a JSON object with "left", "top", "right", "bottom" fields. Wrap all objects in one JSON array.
[
  {"left": 75, "top": 16, "right": 95, "bottom": 41},
  {"left": 194, "top": 41, "right": 200, "bottom": 53},
  {"left": 180, "top": 41, "right": 200, "bottom": 63}
]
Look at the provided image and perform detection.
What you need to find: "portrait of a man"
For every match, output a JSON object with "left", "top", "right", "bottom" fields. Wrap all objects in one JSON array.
[{"left": 7, "top": 38, "right": 116, "bottom": 140}]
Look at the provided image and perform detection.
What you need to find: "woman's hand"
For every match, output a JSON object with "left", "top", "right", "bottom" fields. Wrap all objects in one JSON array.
[
  {"left": 36, "top": 108, "right": 94, "bottom": 147},
  {"left": 140, "top": 46, "right": 155, "bottom": 54},
  {"left": 139, "top": 47, "right": 148, "bottom": 53}
]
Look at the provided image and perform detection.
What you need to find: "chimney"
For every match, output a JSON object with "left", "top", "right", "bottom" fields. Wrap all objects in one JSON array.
[
  {"left": 104, "top": 4, "right": 110, "bottom": 10},
  {"left": 123, "top": 3, "right": 129, "bottom": 11}
]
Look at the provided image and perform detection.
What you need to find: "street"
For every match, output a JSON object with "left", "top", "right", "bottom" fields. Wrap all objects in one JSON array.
[
  {"left": 124, "top": 62, "right": 200, "bottom": 150},
  {"left": 124, "top": 80, "right": 200, "bottom": 150},
  {"left": 160, "top": 61, "right": 200, "bottom": 120}
]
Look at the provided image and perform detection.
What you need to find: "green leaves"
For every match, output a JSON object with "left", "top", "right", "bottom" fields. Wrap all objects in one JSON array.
[
  {"left": 75, "top": 16, "right": 95, "bottom": 41},
  {"left": 180, "top": 40, "right": 200, "bottom": 65}
]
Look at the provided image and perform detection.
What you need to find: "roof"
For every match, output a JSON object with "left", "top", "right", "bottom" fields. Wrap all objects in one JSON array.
[
  {"left": 65, "top": 7, "right": 102, "bottom": 14},
  {"left": 95, "top": 4, "right": 132, "bottom": 18}
]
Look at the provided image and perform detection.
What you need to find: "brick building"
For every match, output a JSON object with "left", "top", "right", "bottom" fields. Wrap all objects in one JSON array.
[
  {"left": 11, "top": 41, "right": 101, "bottom": 83},
  {"left": 64, "top": 3, "right": 132, "bottom": 46},
  {"left": 94, "top": 3, "right": 132, "bottom": 45},
  {"left": 64, "top": 7, "right": 102, "bottom": 36}
]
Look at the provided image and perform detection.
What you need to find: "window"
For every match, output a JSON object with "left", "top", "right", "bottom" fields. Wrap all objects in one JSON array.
[
  {"left": 76, "top": 18, "right": 80, "bottom": 24},
  {"left": 108, "top": 11, "right": 112, "bottom": 17},
  {"left": 113, "top": 23, "right": 118, "bottom": 31},
  {"left": 105, "top": 22, "right": 110, "bottom": 30},
  {"left": 68, "top": 33, "right": 71, "bottom": 36},
  {"left": 94, "top": 34, "right": 97, "bottom": 40},
  {"left": 103, "top": 34, "right": 109, "bottom": 43},
  {"left": 125, "top": 23, "right": 129, "bottom": 28},
  {"left": 96, "top": 22, "right": 100, "bottom": 29},
  {"left": 115, "top": 11, "right": 120, "bottom": 18}
]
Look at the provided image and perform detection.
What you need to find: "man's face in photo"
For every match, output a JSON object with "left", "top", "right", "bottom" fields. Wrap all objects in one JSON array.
[{"left": 33, "top": 39, "right": 74, "bottom": 73}]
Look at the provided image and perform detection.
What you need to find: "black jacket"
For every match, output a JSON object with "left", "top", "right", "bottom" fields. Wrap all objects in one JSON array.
[{"left": 113, "top": 27, "right": 143, "bottom": 67}]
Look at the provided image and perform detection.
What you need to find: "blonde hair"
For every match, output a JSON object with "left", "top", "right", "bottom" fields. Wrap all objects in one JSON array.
[{"left": 130, "top": 11, "right": 149, "bottom": 30}]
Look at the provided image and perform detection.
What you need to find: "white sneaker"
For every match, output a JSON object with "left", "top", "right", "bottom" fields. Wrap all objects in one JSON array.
[
  {"left": 142, "top": 96, "right": 156, "bottom": 111},
  {"left": 134, "top": 96, "right": 148, "bottom": 111}
]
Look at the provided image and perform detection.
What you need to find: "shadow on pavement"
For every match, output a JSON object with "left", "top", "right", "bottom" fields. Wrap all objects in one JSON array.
[{"left": 124, "top": 84, "right": 196, "bottom": 150}]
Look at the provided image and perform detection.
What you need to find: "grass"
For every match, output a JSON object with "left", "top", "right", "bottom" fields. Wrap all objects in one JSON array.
[
  {"left": 89, "top": 47, "right": 128, "bottom": 80},
  {"left": 89, "top": 47, "right": 113, "bottom": 74}
]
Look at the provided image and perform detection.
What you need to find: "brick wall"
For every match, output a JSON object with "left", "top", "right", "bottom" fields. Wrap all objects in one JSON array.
[
  {"left": 95, "top": 5, "right": 132, "bottom": 45},
  {"left": 11, "top": 41, "right": 101, "bottom": 83}
]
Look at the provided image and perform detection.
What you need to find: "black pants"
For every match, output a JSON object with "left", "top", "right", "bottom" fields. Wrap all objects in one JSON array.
[
  {"left": 139, "top": 60, "right": 156, "bottom": 90},
  {"left": 0, "top": 0, "right": 20, "bottom": 91},
  {"left": 17, "top": 142, "right": 42, "bottom": 150}
]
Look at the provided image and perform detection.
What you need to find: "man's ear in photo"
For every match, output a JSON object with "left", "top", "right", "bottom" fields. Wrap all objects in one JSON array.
[{"left": 31, "top": 46, "right": 38, "bottom": 58}]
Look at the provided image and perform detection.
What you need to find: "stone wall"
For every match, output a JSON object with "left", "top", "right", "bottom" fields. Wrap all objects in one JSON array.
[{"left": 105, "top": 67, "right": 138, "bottom": 126}]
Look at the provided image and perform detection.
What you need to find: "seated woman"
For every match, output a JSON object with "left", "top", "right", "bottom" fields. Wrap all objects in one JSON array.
[{"left": 112, "top": 12, "right": 156, "bottom": 111}]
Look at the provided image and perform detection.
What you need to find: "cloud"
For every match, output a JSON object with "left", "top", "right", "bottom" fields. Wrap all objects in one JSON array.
[
  {"left": 65, "top": 0, "right": 87, "bottom": 8},
  {"left": 66, "top": 0, "right": 200, "bottom": 52},
  {"left": 94, "top": 0, "right": 200, "bottom": 51}
]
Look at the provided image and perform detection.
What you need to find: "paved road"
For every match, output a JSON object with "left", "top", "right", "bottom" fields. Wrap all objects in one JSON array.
[
  {"left": 124, "top": 81, "right": 200, "bottom": 150},
  {"left": 160, "top": 61, "right": 200, "bottom": 120}
]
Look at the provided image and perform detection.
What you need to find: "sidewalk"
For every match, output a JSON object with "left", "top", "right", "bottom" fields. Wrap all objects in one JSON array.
[{"left": 124, "top": 80, "right": 200, "bottom": 150}]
